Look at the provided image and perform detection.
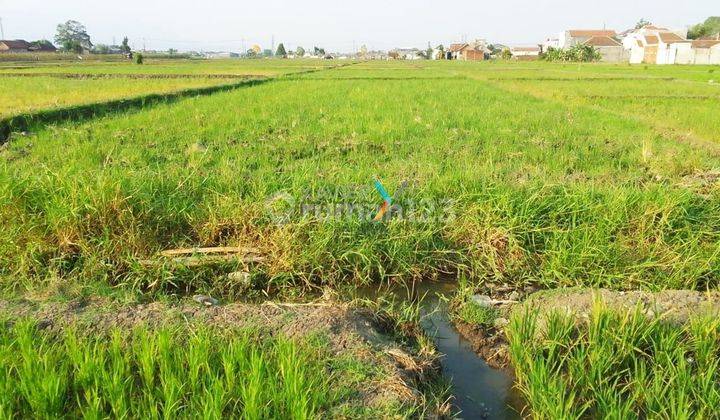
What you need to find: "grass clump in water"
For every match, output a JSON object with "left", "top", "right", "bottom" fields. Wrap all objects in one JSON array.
[{"left": 507, "top": 302, "right": 720, "bottom": 418}]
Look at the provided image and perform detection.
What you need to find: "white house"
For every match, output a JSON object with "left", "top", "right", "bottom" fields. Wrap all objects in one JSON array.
[
  {"left": 691, "top": 38, "right": 720, "bottom": 65},
  {"left": 583, "top": 36, "right": 627, "bottom": 62},
  {"left": 558, "top": 29, "right": 618, "bottom": 49},
  {"left": 510, "top": 46, "right": 541, "bottom": 60},
  {"left": 623, "top": 25, "right": 692, "bottom": 64}
]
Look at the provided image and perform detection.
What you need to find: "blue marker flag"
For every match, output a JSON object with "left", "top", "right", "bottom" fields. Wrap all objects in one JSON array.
[{"left": 374, "top": 179, "right": 392, "bottom": 204}]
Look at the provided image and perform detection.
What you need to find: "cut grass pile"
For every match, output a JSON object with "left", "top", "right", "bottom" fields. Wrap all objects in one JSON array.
[
  {"left": 0, "top": 76, "right": 245, "bottom": 118},
  {"left": 507, "top": 303, "right": 720, "bottom": 419},
  {"left": 0, "top": 320, "right": 332, "bottom": 418},
  {"left": 1, "top": 61, "right": 719, "bottom": 295}
]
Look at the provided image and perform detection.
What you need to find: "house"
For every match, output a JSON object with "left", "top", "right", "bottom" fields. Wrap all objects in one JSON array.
[
  {"left": 390, "top": 48, "right": 423, "bottom": 60},
  {"left": 447, "top": 40, "right": 489, "bottom": 61},
  {"left": 510, "top": 46, "right": 541, "bottom": 60},
  {"left": 558, "top": 30, "right": 617, "bottom": 49},
  {"left": 691, "top": 38, "right": 720, "bottom": 65},
  {"left": 28, "top": 42, "right": 57, "bottom": 52},
  {"left": 623, "top": 25, "right": 692, "bottom": 64},
  {"left": 583, "top": 35, "right": 627, "bottom": 62},
  {"left": 0, "top": 39, "right": 31, "bottom": 53}
]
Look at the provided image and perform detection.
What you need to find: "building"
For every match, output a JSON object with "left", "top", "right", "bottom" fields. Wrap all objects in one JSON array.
[
  {"left": 623, "top": 25, "right": 692, "bottom": 64},
  {"left": 559, "top": 30, "right": 617, "bottom": 49},
  {"left": 691, "top": 38, "right": 720, "bottom": 65},
  {"left": 0, "top": 39, "right": 32, "bottom": 53},
  {"left": 583, "top": 36, "right": 627, "bottom": 62},
  {"left": 510, "top": 46, "right": 541, "bottom": 60},
  {"left": 389, "top": 48, "right": 423, "bottom": 60},
  {"left": 447, "top": 40, "right": 489, "bottom": 61}
]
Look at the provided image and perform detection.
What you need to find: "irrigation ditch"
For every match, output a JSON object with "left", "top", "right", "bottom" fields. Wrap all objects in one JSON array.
[{"left": 352, "top": 280, "right": 525, "bottom": 419}]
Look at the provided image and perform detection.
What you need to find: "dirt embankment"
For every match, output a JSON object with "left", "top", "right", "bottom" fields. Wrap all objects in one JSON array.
[
  {"left": 454, "top": 288, "right": 720, "bottom": 369},
  {"left": 0, "top": 297, "right": 440, "bottom": 416}
]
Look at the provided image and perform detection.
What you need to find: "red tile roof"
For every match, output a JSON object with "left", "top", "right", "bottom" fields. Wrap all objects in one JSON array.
[
  {"left": 568, "top": 30, "right": 617, "bottom": 38},
  {"left": 658, "top": 32, "right": 689, "bottom": 44},
  {"left": 511, "top": 46, "right": 540, "bottom": 52},
  {"left": 448, "top": 43, "right": 468, "bottom": 52},
  {"left": 644, "top": 35, "right": 659, "bottom": 45},
  {"left": 642, "top": 25, "right": 669, "bottom": 31},
  {"left": 692, "top": 39, "right": 720, "bottom": 49},
  {"left": 583, "top": 36, "right": 621, "bottom": 47},
  {"left": 0, "top": 39, "right": 31, "bottom": 50}
]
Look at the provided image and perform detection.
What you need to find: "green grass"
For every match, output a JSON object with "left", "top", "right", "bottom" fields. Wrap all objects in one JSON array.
[
  {"left": 1, "top": 60, "right": 719, "bottom": 295},
  {"left": 0, "top": 320, "right": 338, "bottom": 418},
  {"left": 0, "top": 58, "right": 339, "bottom": 77},
  {"left": 507, "top": 303, "right": 720, "bottom": 418},
  {"left": 0, "top": 76, "right": 244, "bottom": 118}
]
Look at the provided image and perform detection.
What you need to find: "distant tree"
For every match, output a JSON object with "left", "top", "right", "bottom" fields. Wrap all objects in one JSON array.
[
  {"left": 55, "top": 20, "right": 92, "bottom": 53},
  {"left": 542, "top": 45, "right": 599, "bottom": 62},
  {"left": 314, "top": 46, "right": 326, "bottom": 56},
  {"left": 501, "top": 48, "right": 513, "bottom": 60},
  {"left": 120, "top": 37, "right": 131, "bottom": 54},
  {"left": 246, "top": 49, "right": 258, "bottom": 58},
  {"left": 168, "top": 48, "right": 178, "bottom": 55},
  {"left": 296, "top": 46, "right": 305, "bottom": 57},
  {"left": 688, "top": 16, "right": 720, "bottom": 39},
  {"left": 93, "top": 44, "right": 111, "bottom": 54},
  {"left": 29, "top": 40, "right": 55, "bottom": 50},
  {"left": 635, "top": 18, "right": 651, "bottom": 29},
  {"left": 436, "top": 44, "right": 445, "bottom": 59},
  {"left": 275, "top": 43, "right": 287, "bottom": 58},
  {"left": 262, "top": 49, "right": 273, "bottom": 57},
  {"left": 426, "top": 45, "right": 433, "bottom": 60},
  {"left": 134, "top": 52, "right": 144, "bottom": 64},
  {"left": 359, "top": 44, "right": 368, "bottom": 58}
]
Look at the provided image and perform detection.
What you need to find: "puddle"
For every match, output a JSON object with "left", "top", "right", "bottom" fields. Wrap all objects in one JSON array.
[{"left": 351, "top": 281, "right": 523, "bottom": 419}]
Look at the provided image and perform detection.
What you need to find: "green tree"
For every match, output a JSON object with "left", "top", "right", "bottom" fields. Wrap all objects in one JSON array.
[
  {"left": 55, "top": 20, "right": 92, "bottom": 53},
  {"left": 93, "top": 44, "right": 111, "bottom": 54},
  {"left": 275, "top": 43, "right": 287, "bottom": 58},
  {"left": 120, "top": 37, "right": 131, "bottom": 54},
  {"left": 29, "top": 40, "right": 55, "bottom": 50},
  {"left": 688, "top": 16, "right": 720, "bottom": 39},
  {"left": 134, "top": 52, "right": 144, "bottom": 64},
  {"left": 501, "top": 49, "right": 513, "bottom": 60},
  {"left": 314, "top": 46, "right": 325, "bottom": 56},
  {"left": 296, "top": 46, "right": 305, "bottom": 57},
  {"left": 168, "top": 48, "right": 178, "bottom": 55},
  {"left": 635, "top": 18, "right": 651, "bottom": 29}
]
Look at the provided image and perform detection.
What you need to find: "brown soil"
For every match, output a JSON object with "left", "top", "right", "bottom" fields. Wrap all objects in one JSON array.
[
  {"left": 517, "top": 288, "right": 720, "bottom": 326},
  {"left": 0, "top": 297, "right": 439, "bottom": 416},
  {"left": 454, "top": 320, "right": 511, "bottom": 369},
  {"left": 450, "top": 288, "right": 720, "bottom": 370}
]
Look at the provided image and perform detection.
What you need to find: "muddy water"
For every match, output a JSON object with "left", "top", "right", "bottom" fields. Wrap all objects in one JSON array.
[{"left": 352, "top": 281, "right": 522, "bottom": 419}]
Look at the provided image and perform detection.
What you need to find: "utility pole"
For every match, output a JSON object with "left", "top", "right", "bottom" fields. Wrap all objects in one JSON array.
[
  {"left": 271, "top": 35, "right": 275, "bottom": 54},
  {"left": 143, "top": 37, "right": 146, "bottom": 51},
  {"left": 0, "top": 18, "right": 5, "bottom": 40}
]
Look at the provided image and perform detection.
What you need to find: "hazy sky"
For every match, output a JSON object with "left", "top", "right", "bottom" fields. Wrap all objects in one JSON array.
[{"left": 1, "top": 0, "right": 714, "bottom": 52}]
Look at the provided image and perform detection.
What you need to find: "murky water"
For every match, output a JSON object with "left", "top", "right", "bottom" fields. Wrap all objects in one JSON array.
[{"left": 351, "top": 281, "right": 523, "bottom": 419}]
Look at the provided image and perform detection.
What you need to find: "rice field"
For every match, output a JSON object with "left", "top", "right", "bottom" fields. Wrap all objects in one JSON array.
[
  {"left": 1, "top": 57, "right": 719, "bottom": 417},
  {"left": 507, "top": 304, "right": 720, "bottom": 418},
  {"left": 0, "top": 76, "right": 249, "bottom": 118}
]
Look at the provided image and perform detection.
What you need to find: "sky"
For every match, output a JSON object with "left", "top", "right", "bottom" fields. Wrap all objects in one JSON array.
[{"left": 0, "top": 0, "right": 715, "bottom": 52}]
